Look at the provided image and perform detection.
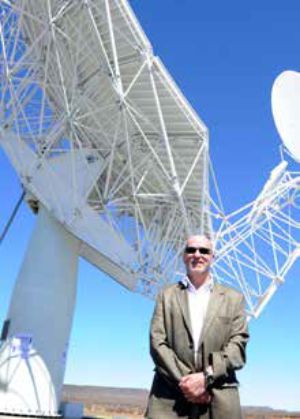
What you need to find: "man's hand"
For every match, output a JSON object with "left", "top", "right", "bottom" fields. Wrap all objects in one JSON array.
[
  {"left": 186, "top": 391, "right": 212, "bottom": 404},
  {"left": 179, "top": 373, "right": 207, "bottom": 402}
]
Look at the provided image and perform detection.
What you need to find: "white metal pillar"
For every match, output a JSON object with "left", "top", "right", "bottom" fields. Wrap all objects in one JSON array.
[{"left": 0, "top": 205, "right": 79, "bottom": 416}]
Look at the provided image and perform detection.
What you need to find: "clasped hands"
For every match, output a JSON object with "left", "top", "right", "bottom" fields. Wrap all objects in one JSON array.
[{"left": 179, "top": 372, "right": 212, "bottom": 404}]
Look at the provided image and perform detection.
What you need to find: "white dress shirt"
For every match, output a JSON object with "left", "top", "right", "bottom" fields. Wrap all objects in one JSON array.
[{"left": 181, "top": 276, "right": 213, "bottom": 362}]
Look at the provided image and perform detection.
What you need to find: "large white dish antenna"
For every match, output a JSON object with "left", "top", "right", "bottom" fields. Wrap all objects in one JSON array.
[
  {"left": 0, "top": 0, "right": 211, "bottom": 415},
  {"left": 271, "top": 70, "right": 300, "bottom": 161},
  {"left": 0, "top": 0, "right": 211, "bottom": 295}
]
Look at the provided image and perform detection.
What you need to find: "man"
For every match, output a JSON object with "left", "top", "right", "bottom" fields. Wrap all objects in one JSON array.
[{"left": 146, "top": 234, "right": 249, "bottom": 419}]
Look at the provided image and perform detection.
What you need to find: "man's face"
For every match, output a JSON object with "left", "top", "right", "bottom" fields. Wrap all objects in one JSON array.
[{"left": 183, "top": 235, "right": 214, "bottom": 277}]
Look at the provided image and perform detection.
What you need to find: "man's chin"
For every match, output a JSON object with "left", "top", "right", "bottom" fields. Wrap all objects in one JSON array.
[{"left": 190, "top": 266, "right": 208, "bottom": 274}]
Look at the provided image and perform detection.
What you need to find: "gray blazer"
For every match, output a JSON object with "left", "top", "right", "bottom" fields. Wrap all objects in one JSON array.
[{"left": 146, "top": 282, "right": 249, "bottom": 419}]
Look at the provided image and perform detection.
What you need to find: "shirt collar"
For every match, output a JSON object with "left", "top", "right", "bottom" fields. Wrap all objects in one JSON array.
[{"left": 180, "top": 275, "right": 214, "bottom": 293}]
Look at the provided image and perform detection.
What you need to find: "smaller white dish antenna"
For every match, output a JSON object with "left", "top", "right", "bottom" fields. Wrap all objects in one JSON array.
[{"left": 271, "top": 70, "right": 300, "bottom": 162}]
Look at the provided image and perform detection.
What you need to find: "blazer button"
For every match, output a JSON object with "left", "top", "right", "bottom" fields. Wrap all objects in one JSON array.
[{"left": 189, "top": 343, "right": 193, "bottom": 349}]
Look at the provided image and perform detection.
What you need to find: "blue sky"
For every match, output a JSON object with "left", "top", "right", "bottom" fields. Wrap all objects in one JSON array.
[{"left": 1, "top": 0, "right": 300, "bottom": 411}]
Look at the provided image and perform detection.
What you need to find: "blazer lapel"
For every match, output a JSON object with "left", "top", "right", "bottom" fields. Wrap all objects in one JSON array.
[
  {"left": 200, "top": 283, "right": 225, "bottom": 343},
  {"left": 175, "top": 283, "right": 193, "bottom": 341}
]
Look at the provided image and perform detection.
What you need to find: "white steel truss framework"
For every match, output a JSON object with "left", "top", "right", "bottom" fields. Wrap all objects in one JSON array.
[
  {"left": 209, "top": 159, "right": 300, "bottom": 318},
  {"left": 1, "top": 0, "right": 300, "bottom": 319},
  {"left": 0, "top": 0, "right": 210, "bottom": 298}
]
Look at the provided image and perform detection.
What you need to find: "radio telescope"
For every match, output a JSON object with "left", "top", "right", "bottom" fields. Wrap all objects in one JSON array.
[
  {"left": 0, "top": 0, "right": 210, "bottom": 415},
  {"left": 208, "top": 69, "right": 300, "bottom": 319},
  {"left": 1, "top": 0, "right": 300, "bottom": 416}
]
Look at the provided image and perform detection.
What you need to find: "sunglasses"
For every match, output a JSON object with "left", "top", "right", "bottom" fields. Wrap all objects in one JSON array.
[{"left": 185, "top": 246, "right": 212, "bottom": 255}]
